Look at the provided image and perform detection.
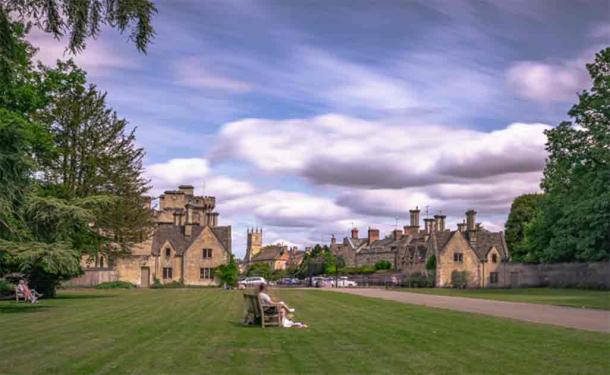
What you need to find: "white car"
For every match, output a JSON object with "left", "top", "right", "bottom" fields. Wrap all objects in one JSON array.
[
  {"left": 331, "top": 276, "right": 358, "bottom": 288},
  {"left": 238, "top": 277, "right": 267, "bottom": 287}
]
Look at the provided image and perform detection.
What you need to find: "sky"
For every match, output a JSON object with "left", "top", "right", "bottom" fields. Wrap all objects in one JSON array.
[{"left": 29, "top": 0, "right": 610, "bottom": 257}]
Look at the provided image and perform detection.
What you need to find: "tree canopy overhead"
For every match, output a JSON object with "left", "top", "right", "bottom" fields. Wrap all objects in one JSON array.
[{"left": 2, "top": 0, "right": 157, "bottom": 53}]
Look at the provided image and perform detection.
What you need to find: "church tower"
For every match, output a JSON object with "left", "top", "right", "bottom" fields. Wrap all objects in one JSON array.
[{"left": 245, "top": 228, "right": 263, "bottom": 263}]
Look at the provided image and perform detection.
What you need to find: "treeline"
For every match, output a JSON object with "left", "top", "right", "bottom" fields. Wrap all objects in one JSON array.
[
  {"left": 0, "top": 2, "right": 156, "bottom": 296},
  {"left": 505, "top": 48, "right": 610, "bottom": 263}
]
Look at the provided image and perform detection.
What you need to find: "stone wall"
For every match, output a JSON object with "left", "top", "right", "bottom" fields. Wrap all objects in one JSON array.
[
  {"left": 502, "top": 262, "right": 610, "bottom": 289},
  {"left": 356, "top": 251, "right": 398, "bottom": 269},
  {"left": 63, "top": 269, "right": 117, "bottom": 287}
]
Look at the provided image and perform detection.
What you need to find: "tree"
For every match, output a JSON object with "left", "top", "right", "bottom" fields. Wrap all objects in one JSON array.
[
  {"left": 504, "top": 194, "right": 544, "bottom": 261},
  {"left": 247, "top": 263, "right": 272, "bottom": 279},
  {"left": 38, "top": 60, "right": 151, "bottom": 249},
  {"left": 524, "top": 48, "right": 610, "bottom": 262},
  {"left": 216, "top": 256, "right": 239, "bottom": 288},
  {"left": 2, "top": 0, "right": 156, "bottom": 53}
]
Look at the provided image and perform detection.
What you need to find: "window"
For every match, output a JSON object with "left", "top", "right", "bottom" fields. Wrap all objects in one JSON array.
[
  {"left": 200, "top": 268, "right": 215, "bottom": 279},
  {"left": 491, "top": 253, "right": 498, "bottom": 263},
  {"left": 202, "top": 248, "right": 213, "bottom": 259},
  {"left": 490, "top": 272, "right": 499, "bottom": 284},
  {"left": 453, "top": 253, "right": 463, "bottom": 262},
  {"left": 163, "top": 267, "right": 173, "bottom": 279},
  {"left": 165, "top": 248, "right": 171, "bottom": 257}
]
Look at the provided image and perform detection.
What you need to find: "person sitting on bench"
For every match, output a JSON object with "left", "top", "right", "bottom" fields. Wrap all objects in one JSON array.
[
  {"left": 257, "top": 284, "right": 307, "bottom": 328},
  {"left": 17, "top": 280, "right": 40, "bottom": 303}
]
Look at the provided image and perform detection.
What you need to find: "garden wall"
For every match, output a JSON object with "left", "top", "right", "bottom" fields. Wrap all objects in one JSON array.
[
  {"left": 63, "top": 269, "right": 117, "bottom": 287},
  {"left": 502, "top": 261, "right": 610, "bottom": 289}
]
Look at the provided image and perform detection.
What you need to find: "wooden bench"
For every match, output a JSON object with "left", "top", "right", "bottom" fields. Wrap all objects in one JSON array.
[
  {"left": 15, "top": 286, "right": 25, "bottom": 302},
  {"left": 243, "top": 293, "right": 282, "bottom": 328}
]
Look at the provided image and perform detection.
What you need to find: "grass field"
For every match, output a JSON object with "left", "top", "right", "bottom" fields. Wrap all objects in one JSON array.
[
  {"left": 400, "top": 288, "right": 610, "bottom": 310},
  {"left": 0, "top": 289, "right": 608, "bottom": 375}
]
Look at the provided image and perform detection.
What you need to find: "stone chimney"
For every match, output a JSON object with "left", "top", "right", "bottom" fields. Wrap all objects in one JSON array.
[
  {"left": 331, "top": 234, "right": 336, "bottom": 245},
  {"left": 173, "top": 211, "right": 184, "bottom": 226},
  {"left": 351, "top": 227, "right": 359, "bottom": 239},
  {"left": 392, "top": 229, "right": 403, "bottom": 240},
  {"left": 368, "top": 228, "right": 380, "bottom": 244},
  {"left": 178, "top": 185, "right": 194, "bottom": 197},
  {"left": 424, "top": 218, "right": 435, "bottom": 234},
  {"left": 457, "top": 220, "right": 466, "bottom": 233},
  {"left": 211, "top": 212, "right": 219, "bottom": 227},
  {"left": 466, "top": 209, "right": 477, "bottom": 231},
  {"left": 434, "top": 214, "right": 446, "bottom": 232}
]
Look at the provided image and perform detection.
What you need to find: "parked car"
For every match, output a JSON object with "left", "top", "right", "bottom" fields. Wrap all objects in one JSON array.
[
  {"left": 277, "top": 278, "right": 299, "bottom": 285},
  {"left": 238, "top": 277, "right": 267, "bottom": 287},
  {"left": 311, "top": 276, "right": 332, "bottom": 287},
  {"left": 331, "top": 276, "right": 358, "bottom": 288}
]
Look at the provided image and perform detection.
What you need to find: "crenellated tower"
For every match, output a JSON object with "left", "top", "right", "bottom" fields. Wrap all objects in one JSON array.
[{"left": 245, "top": 228, "right": 263, "bottom": 263}]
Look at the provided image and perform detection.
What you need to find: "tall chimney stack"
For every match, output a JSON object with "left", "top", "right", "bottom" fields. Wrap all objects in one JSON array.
[
  {"left": 351, "top": 227, "right": 359, "bottom": 239},
  {"left": 434, "top": 214, "right": 446, "bottom": 232},
  {"left": 392, "top": 229, "right": 403, "bottom": 241},
  {"left": 405, "top": 207, "right": 421, "bottom": 235},
  {"left": 331, "top": 234, "right": 336, "bottom": 245},
  {"left": 466, "top": 209, "right": 477, "bottom": 232},
  {"left": 424, "top": 218, "right": 435, "bottom": 234},
  {"left": 457, "top": 220, "right": 466, "bottom": 233},
  {"left": 368, "top": 228, "right": 380, "bottom": 244}
]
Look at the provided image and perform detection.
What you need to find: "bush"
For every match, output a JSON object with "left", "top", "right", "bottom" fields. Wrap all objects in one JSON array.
[
  {"left": 374, "top": 260, "right": 392, "bottom": 270},
  {"left": 425, "top": 255, "right": 436, "bottom": 271},
  {"left": 343, "top": 266, "right": 376, "bottom": 275},
  {"left": 96, "top": 281, "right": 135, "bottom": 289},
  {"left": 404, "top": 272, "right": 434, "bottom": 288},
  {"left": 0, "top": 279, "right": 14, "bottom": 296},
  {"left": 151, "top": 280, "right": 184, "bottom": 289},
  {"left": 451, "top": 270, "right": 470, "bottom": 288}
]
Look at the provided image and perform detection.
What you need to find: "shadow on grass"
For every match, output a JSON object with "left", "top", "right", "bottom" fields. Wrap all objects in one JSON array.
[
  {"left": 54, "top": 294, "right": 115, "bottom": 300},
  {"left": 0, "top": 304, "right": 55, "bottom": 314}
]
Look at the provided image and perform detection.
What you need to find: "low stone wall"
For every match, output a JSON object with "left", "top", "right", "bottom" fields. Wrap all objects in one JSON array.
[
  {"left": 503, "top": 262, "right": 610, "bottom": 289},
  {"left": 63, "top": 269, "right": 117, "bottom": 287}
]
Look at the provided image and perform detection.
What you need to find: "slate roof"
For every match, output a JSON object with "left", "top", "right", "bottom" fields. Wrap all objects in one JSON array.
[
  {"left": 151, "top": 224, "right": 231, "bottom": 256},
  {"left": 470, "top": 231, "right": 509, "bottom": 260}
]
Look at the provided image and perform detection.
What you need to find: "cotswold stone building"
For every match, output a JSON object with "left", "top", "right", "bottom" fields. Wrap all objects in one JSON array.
[
  {"left": 330, "top": 208, "right": 509, "bottom": 288},
  {"left": 244, "top": 228, "right": 304, "bottom": 271},
  {"left": 112, "top": 185, "right": 232, "bottom": 287}
]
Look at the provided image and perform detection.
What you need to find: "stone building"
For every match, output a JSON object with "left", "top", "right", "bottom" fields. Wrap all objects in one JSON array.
[
  {"left": 330, "top": 207, "right": 509, "bottom": 288},
  {"left": 113, "top": 185, "right": 232, "bottom": 287},
  {"left": 244, "top": 228, "right": 304, "bottom": 271}
]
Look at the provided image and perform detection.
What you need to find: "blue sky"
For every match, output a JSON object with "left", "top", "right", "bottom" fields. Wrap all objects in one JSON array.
[{"left": 30, "top": 0, "right": 610, "bottom": 257}]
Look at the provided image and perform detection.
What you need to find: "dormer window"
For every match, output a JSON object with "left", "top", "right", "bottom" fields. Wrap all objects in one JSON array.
[
  {"left": 165, "top": 248, "right": 171, "bottom": 257},
  {"left": 491, "top": 253, "right": 498, "bottom": 263}
]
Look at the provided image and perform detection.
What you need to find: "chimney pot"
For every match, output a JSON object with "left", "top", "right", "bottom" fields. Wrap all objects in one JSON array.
[
  {"left": 351, "top": 227, "right": 359, "bottom": 239},
  {"left": 367, "top": 228, "right": 380, "bottom": 244}
]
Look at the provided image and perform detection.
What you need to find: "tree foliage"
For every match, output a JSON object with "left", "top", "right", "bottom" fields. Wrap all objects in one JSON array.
[
  {"left": 217, "top": 255, "right": 239, "bottom": 287},
  {"left": 522, "top": 48, "right": 610, "bottom": 263},
  {"left": 2, "top": 0, "right": 156, "bottom": 53},
  {"left": 504, "top": 194, "right": 544, "bottom": 261}
]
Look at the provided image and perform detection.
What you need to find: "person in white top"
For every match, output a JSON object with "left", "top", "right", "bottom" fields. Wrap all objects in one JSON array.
[{"left": 257, "top": 284, "right": 307, "bottom": 328}]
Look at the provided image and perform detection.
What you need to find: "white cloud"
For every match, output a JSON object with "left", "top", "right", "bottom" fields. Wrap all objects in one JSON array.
[
  {"left": 506, "top": 60, "right": 589, "bottom": 102},
  {"left": 213, "top": 114, "right": 551, "bottom": 189}
]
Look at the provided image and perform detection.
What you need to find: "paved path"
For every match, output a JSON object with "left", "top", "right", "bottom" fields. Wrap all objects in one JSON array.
[{"left": 327, "top": 288, "right": 610, "bottom": 333}]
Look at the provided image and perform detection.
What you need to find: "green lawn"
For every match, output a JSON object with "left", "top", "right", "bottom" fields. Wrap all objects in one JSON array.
[
  {"left": 399, "top": 288, "right": 610, "bottom": 310},
  {"left": 0, "top": 289, "right": 608, "bottom": 375}
]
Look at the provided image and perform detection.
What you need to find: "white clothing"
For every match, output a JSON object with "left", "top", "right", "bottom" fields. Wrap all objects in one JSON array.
[{"left": 258, "top": 292, "right": 272, "bottom": 305}]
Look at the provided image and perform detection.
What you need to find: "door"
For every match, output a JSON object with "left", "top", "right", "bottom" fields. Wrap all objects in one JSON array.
[
  {"left": 141, "top": 267, "right": 150, "bottom": 288},
  {"left": 510, "top": 272, "right": 519, "bottom": 288}
]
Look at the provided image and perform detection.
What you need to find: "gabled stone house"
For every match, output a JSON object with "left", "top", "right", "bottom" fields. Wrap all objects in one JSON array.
[
  {"left": 114, "top": 185, "right": 232, "bottom": 287},
  {"left": 244, "top": 228, "right": 305, "bottom": 271},
  {"left": 330, "top": 207, "right": 510, "bottom": 288}
]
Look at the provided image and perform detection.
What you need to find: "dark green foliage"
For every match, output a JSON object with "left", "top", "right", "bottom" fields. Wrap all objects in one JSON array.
[
  {"left": 451, "top": 270, "right": 469, "bottom": 289},
  {"left": 216, "top": 256, "right": 239, "bottom": 287},
  {"left": 523, "top": 48, "right": 610, "bottom": 263},
  {"left": 342, "top": 266, "right": 376, "bottom": 275},
  {"left": 404, "top": 272, "right": 433, "bottom": 288},
  {"left": 95, "top": 281, "right": 135, "bottom": 289},
  {"left": 0, "top": 279, "right": 13, "bottom": 295},
  {"left": 151, "top": 280, "right": 184, "bottom": 289},
  {"left": 374, "top": 260, "right": 392, "bottom": 270},
  {"left": 505, "top": 194, "right": 544, "bottom": 261},
  {"left": 2, "top": 0, "right": 156, "bottom": 54},
  {"left": 425, "top": 255, "right": 436, "bottom": 271},
  {"left": 246, "top": 263, "right": 272, "bottom": 279}
]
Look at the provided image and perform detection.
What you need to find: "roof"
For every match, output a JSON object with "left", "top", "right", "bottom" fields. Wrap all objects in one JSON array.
[
  {"left": 151, "top": 224, "right": 231, "bottom": 256},
  {"left": 470, "top": 231, "right": 508, "bottom": 260},
  {"left": 251, "top": 245, "right": 289, "bottom": 262}
]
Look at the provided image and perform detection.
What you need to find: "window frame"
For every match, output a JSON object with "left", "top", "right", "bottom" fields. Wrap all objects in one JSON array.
[
  {"left": 200, "top": 267, "right": 215, "bottom": 280},
  {"left": 165, "top": 248, "right": 171, "bottom": 257},
  {"left": 202, "top": 248, "right": 213, "bottom": 259},
  {"left": 163, "top": 267, "right": 173, "bottom": 279},
  {"left": 453, "top": 253, "right": 464, "bottom": 262},
  {"left": 491, "top": 253, "right": 498, "bottom": 263}
]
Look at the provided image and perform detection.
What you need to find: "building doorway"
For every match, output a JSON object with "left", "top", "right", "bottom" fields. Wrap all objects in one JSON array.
[{"left": 141, "top": 267, "right": 150, "bottom": 288}]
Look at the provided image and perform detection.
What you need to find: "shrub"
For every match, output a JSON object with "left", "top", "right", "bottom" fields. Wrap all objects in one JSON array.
[
  {"left": 151, "top": 280, "right": 184, "bottom": 289},
  {"left": 96, "top": 281, "right": 135, "bottom": 289},
  {"left": 425, "top": 255, "right": 436, "bottom": 271},
  {"left": 374, "top": 260, "right": 392, "bottom": 270},
  {"left": 0, "top": 279, "right": 14, "bottom": 296},
  {"left": 451, "top": 270, "right": 470, "bottom": 288},
  {"left": 405, "top": 272, "right": 433, "bottom": 288}
]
